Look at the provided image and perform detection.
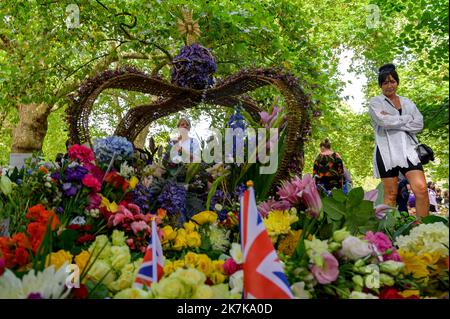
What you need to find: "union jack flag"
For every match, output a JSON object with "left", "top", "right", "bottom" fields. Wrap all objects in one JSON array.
[
  {"left": 134, "top": 219, "right": 164, "bottom": 290},
  {"left": 240, "top": 185, "right": 294, "bottom": 299}
]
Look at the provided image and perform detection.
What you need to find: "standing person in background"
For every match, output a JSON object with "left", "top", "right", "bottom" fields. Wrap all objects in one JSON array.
[
  {"left": 443, "top": 190, "right": 449, "bottom": 208},
  {"left": 428, "top": 182, "right": 438, "bottom": 213},
  {"left": 313, "top": 138, "right": 345, "bottom": 192},
  {"left": 368, "top": 63, "right": 429, "bottom": 220},
  {"left": 436, "top": 188, "right": 443, "bottom": 205},
  {"left": 397, "top": 176, "right": 410, "bottom": 213}
]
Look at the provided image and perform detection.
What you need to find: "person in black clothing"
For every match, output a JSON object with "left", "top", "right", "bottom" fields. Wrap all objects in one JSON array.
[
  {"left": 313, "top": 138, "right": 345, "bottom": 191},
  {"left": 396, "top": 178, "right": 410, "bottom": 213}
]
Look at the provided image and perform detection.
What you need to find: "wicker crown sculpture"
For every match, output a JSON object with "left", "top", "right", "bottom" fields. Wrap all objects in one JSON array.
[{"left": 66, "top": 10, "right": 313, "bottom": 188}]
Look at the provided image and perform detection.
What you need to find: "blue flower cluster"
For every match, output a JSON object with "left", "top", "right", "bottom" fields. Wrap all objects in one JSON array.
[
  {"left": 170, "top": 43, "right": 217, "bottom": 90},
  {"left": 157, "top": 182, "right": 187, "bottom": 216},
  {"left": 93, "top": 136, "right": 134, "bottom": 165},
  {"left": 227, "top": 106, "right": 246, "bottom": 131},
  {"left": 132, "top": 183, "right": 154, "bottom": 212}
]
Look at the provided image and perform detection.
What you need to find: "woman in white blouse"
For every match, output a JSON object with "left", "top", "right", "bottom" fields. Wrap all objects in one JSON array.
[
  {"left": 171, "top": 117, "right": 201, "bottom": 163},
  {"left": 368, "top": 63, "right": 429, "bottom": 219}
]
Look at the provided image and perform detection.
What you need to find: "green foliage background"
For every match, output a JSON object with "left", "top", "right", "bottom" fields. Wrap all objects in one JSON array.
[{"left": 0, "top": 0, "right": 448, "bottom": 188}]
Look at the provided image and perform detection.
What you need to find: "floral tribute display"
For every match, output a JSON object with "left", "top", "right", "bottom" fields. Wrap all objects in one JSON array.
[{"left": 0, "top": 118, "right": 448, "bottom": 300}]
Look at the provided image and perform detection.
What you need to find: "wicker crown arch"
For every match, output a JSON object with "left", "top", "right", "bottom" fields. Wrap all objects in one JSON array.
[{"left": 66, "top": 67, "right": 312, "bottom": 187}]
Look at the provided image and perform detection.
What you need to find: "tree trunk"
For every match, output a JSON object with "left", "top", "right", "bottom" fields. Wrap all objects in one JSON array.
[{"left": 11, "top": 103, "right": 51, "bottom": 153}]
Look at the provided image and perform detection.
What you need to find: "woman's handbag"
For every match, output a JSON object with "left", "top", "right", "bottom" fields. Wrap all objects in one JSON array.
[{"left": 406, "top": 132, "right": 435, "bottom": 165}]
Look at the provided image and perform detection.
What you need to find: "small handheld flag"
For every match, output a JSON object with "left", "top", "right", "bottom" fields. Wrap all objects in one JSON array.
[
  {"left": 134, "top": 219, "right": 164, "bottom": 289},
  {"left": 240, "top": 181, "right": 294, "bottom": 299}
]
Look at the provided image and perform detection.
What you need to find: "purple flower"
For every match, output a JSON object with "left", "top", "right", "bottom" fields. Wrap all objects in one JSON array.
[
  {"left": 157, "top": 182, "right": 186, "bottom": 216},
  {"left": 62, "top": 182, "right": 78, "bottom": 197},
  {"left": 364, "top": 189, "right": 379, "bottom": 202},
  {"left": 50, "top": 172, "right": 62, "bottom": 181},
  {"left": 132, "top": 183, "right": 154, "bottom": 212},
  {"left": 257, "top": 198, "right": 292, "bottom": 217},
  {"left": 64, "top": 165, "right": 88, "bottom": 182},
  {"left": 234, "top": 183, "right": 247, "bottom": 199},
  {"left": 210, "top": 189, "right": 231, "bottom": 209},
  {"left": 218, "top": 209, "right": 228, "bottom": 222}
]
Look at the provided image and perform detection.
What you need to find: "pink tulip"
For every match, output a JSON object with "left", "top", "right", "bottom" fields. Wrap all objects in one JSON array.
[{"left": 310, "top": 253, "right": 339, "bottom": 284}]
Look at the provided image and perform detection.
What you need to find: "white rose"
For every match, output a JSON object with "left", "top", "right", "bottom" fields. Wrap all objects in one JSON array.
[
  {"left": 341, "top": 236, "right": 372, "bottom": 260},
  {"left": 229, "top": 270, "right": 243, "bottom": 295}
]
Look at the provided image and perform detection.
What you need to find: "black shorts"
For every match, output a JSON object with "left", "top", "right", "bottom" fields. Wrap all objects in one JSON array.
[{"left": 376, "top": 147, "right": 423, "bottom": 178}]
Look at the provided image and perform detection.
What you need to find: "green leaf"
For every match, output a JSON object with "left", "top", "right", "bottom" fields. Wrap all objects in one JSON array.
[
  {"left": 421, "top": 215, "right": 449, "bottom": 225},
  {"left": 331, "top": 189, "right": 346, "bottom": 203},
  {"left": 346, "top": 187, "right": 364, "bottom": 209},
  {"left": 322, "top": 196, "right": 345, "bottom": 221}
]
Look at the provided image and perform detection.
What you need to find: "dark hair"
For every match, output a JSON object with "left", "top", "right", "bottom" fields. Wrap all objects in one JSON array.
[
  {"left": 320, "top": 138, "right": 331, "bottom": 149},
  {"left": 378, "top": 63, "right": 400, "bottom": 87}
]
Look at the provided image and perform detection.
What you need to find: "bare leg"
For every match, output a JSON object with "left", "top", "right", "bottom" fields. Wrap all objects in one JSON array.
[
  {"left": 381, "top": 176, "right": 398, "bottom": 207},
  {"left": 405, "top": 170, "right": 429, "bottom": 218}
]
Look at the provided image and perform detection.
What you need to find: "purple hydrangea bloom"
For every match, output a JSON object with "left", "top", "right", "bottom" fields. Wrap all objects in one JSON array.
[
  {"left": 157, "top": 182, "right": 186, "bottom": 216},
  {"left": 93, "top": 135, "right": 134, "bottom": 165},
  {"left": 170, "top": 43, "right": 217, "bottom": 89},
  {"left": 64, "top": 165, "right": 88, "bottom": 182},
  {"left": 132, "top": 183, "right": 154, "bottom": 212}
]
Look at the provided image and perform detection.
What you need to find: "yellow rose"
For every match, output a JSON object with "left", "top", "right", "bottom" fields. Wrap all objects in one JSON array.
[
  {"left": 183, "top": 221, "right": 198, "bottom": 232},
  {"left": 108, "top": 271, "right": 134, "bottom": 292},
  {"left": 87, "top": 260, "right": 116, "bottom": 286},
  {"left": 161, "top": 225, "right": 177, "bottom": 244},
  {"left": 186, "top": 231, "right": 202, "bottom": 248},
  {"left": 75, "top": 250, "right": 91, "bottom": 274},
  {"left": 173, "top": 267, "right": 206, "bottom": 287},
  {"left": 164, "top": 261, "right": 175, "bottom": 275},
  {"left": 129, "top": 176, "right": 139, "bottom": 190},
  {"left": 110, "top": 246, "right": 131, "bottom": 272},
  {"left": 193, "top": 285, "right": 213, "bottom": 299},
  {"left": 111, "top": 230, "right": 127, "bottom": 246},
  {"left": 46, "top": 250, "right": 73, "bottom": 270},
  {"left": 212, "top": 260, "right": 225, "bottom": 273},
  {"left": 173, "top": 229, "right": 187, "bottom": 250},
  {"left": 191, "top": 211, "right": 218, "bottom": 225},
  {"left": 196, "top": 254, "right": 212, "bottom": 276},
  {"left": 114, "top": 288, "right": 151, "bottom": 299},
  {"left": 209, "top": 271, "right": 226, "bottom": 284},
  {"left": 152, "top": 277, "right": 188, "bottom": 299},
  {"left": 173, "top": 259, "right": 185, "bottom": 270},
  {"left": 184, "top": 252, "right": 199, "bottom": 267}
]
